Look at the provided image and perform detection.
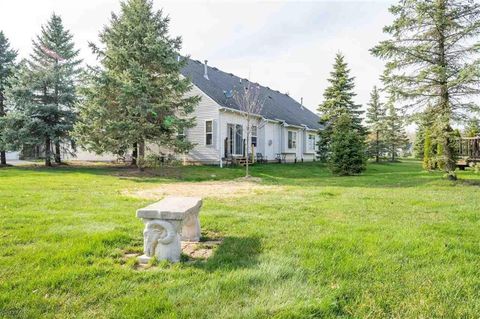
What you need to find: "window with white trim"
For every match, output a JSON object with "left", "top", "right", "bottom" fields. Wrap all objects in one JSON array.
[
  {"left": 251, "top": 126, "right": 257, "bottom": 147},
  {"left": 205, "top": 120, "right": 213, "bottom": 145},
  {"left": 307, "top": 133, "right": 316, "bottom": 151},
  {"left": 288, "top": 131, "right": 297, "bottom": 149},
  {"left": 177, "top": 128, "right": 187, "bottom": 141}
]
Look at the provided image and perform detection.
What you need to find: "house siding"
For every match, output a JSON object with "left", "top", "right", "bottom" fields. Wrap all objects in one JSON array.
[{"left": 183, "top": 84, "right": 221, "bottom": 164}]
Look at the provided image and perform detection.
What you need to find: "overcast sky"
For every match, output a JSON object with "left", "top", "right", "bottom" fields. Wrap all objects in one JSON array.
[{"left": 0, "top": 0, "right": 395, "bottom": 115}]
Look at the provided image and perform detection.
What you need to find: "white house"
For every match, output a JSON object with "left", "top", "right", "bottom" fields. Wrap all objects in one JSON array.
[
  {"left": 179, "top": 58, "right": 321, "bottom": 165},
  {"left": 59, "top": 58, "right": 320, "bottom": 165}
]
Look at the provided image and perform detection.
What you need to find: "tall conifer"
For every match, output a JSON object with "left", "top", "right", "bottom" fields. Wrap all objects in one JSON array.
[
  {"left": 6, "top": 14, "right": 81, "bottom": 166},
  {"left": 0, "top": 31, "right": 17, "bottom": 165},
  {"left": 384, "top": 97, "right": 409, "bottom": 162},
  {"left": 365, "top": 86, "right": 386, "bottom": 162},
  {"left": 318, "top": 53, "right": 365, "bottom": 161},
  {"left": 75, "top": 0, "right": 199, "bottom": 170},
  {"left": 372, "top": 0, "right": 480, "bottom": 179}
]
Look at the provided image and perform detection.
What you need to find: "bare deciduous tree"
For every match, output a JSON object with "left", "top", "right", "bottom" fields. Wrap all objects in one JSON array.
[{"left": 233, "top": 80, "right": 265, "bottom": 177}]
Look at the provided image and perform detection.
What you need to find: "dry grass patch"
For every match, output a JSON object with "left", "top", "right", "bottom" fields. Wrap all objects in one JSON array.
[{"left": 123, "top": 179, "right": 283, "bottom": 199}]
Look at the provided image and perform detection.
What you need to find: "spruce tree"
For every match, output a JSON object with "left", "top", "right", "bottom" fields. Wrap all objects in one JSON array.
[
  {"left": 74, "top": 0, "right": 199, "bottom": 170},
  {"left": 0, "top": 31, "right": 17, "bottom": 165},
  {"left": 372, "top": 0, "right": 480, "bottom": 180},
  {"left": 365, "top": 86, "right": 386, "bottom": 162},
  {"left": 329, "top": 113, "right": 367, "bottom": 175},
  {"left": 318, "top": 53, "right": 365, "bottom": 161},
  {"left": 6, "top": 14, "right": 81, "bottom": 166},
  {"left": 384, "top": 97, "right": 409, "bottom": 162},
  {"left": 32, "top": 14, "right": 82, "bottom": 163}
]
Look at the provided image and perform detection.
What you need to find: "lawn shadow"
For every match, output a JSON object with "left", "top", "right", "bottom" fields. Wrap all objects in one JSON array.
[
  {"left": 3, "top": 159, "right": 465, "bottom": 189},
  {"left": 191, "top": 236, "right": 261, "bottom": 272}
]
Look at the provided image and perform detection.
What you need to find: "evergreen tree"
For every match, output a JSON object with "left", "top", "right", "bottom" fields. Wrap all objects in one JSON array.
[
  {"left": 6, "top": 14, "right": 81, "bottom": 166},
  {"left": 318, "top": 53, "right": 365, "bottom": 161},
  {"left": 413, "top": 125, "right": 425, "bottom": 159},
  {"left": 465, "top": 117, "right": 480, "bottom": 137},
  {"left": 74, "top": 0, "right": 199, "bottom": 170},
  {"left": 0, "top": 31, "right": 17, "bottom": 165},
  {"left": 365, "top": 86, "right": 386, "bottom": 162},
  {"left": 384, "top": 96, "right": 409, "bottom": 162},
  {"left": 329, "top": 113, "right": 367, "bottom": 175},
  {"left": 413, "top": 105, "right": 436, "bottom": 159},
  {"left": 372, "top": 0, "right": 480, "bottom": 180},
  {"left": 423, "top": 128, "right": 434, "bottom": 170},
  {"left": 32, "top": 14, "right": 82, "bottom": 163}
]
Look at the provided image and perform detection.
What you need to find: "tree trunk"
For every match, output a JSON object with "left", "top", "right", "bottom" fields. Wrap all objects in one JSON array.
[
  {"left": 45, "top": 138, "right": 52, "bottom": 167},
  {"left": 54, "top": 141, "right": 61, "bottom": 164},
  {"left": 437, "top": 0, "right": 456, "bottom": 180},
  {"left": 131, "top": 143, "right": 138, "bottom": 166},
  {"left": 375, "top": 131, "right": 379, "bottom": 163},
  {"left": 138, "top": 141, "right": 145, "bottom": 171},
  {"left": 0, "top": 91, "right": 6, "bottom": 165}
]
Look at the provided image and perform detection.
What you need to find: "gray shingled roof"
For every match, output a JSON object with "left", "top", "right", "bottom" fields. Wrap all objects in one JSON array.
[{"left": 181, "top": 59, "right": 321, "bottom": 130}]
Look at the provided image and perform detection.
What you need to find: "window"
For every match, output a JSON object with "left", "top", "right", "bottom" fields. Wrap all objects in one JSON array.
[
  {"left": 177, "top": 128, "right": 187, "bottom": 141},
  {"left": 308, "top": 134, "right": 316, "bottom": 151},
  {"left": 251, "top": 126, "right": 257, "bottom": 147},
  {"left": 205, "top": 120, "right": 213, "bottom": 145},
  {"left": 288, "top": 131, "right": 297, "bottom": 149},
  {"left": 235, "top": 124, "right": 243, "bottom": 154}
]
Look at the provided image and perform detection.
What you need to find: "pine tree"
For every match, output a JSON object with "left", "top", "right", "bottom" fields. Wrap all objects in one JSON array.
[
  {"left": 365, "top": 86, "right": 386, "bottom": 162},
  {"left": 6, "top": 14, "right": 81, "bottom": 166},
  {"left": 465, "top": 117, "right": 480, "bottom": 137},
  {"left": 318, "top": 53, "right": 365, "bottom": 161},
  {"left": 372, "top": 0, "right": 480, "bottom": 180},
  {"left": 74, "top": 0, "right": 199, "bottom": 170},
  {"left": 384, "top": 97, "right": 409, "bottom": 162},
  {"left": 0, "top": 31, "right": 17, "bottom": 165},
  {"left": 329, "top": 113, "right": 366, "bottom": 175}
]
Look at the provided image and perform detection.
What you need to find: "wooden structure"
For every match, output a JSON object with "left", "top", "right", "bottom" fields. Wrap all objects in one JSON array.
[{"left": 457, "top": 136, "right": 480, "bottom": 169}]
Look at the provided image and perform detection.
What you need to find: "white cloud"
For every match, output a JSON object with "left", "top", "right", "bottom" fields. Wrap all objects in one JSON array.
[{"left": 0, "top": 0, "right": 395, "bottom": 115}]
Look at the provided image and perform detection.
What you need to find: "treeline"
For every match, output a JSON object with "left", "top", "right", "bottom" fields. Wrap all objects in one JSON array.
[
  {"left": 320, "top": 0, "right": 480, "bottom": 179},
  {"left": 0, "top": 0, "right": 198, "bottom": 169}
]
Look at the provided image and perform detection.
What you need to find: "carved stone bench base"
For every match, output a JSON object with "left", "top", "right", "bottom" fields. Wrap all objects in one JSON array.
[{"left": 136, "top": 196, "right": 202, "bottom": 263}]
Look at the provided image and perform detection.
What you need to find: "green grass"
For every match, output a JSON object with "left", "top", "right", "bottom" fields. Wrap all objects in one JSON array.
[{"left": 1, "top": 160, "right": 480, "bottom": 318}]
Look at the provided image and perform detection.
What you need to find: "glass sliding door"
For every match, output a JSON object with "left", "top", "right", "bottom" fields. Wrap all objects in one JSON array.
[
  {"left": 226, "top": 124, "right": 244, "bottom": 156},
  {"left": 227, "top": 124, "right": 234, "bottom": 156},
  {"left": 235, "top": 124, "right": 243, "bottom": 155}
]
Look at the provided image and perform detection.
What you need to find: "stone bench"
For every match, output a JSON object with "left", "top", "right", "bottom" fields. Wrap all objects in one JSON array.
[{"left": 136, "top": 196, "right": 202, "bottom": 263}]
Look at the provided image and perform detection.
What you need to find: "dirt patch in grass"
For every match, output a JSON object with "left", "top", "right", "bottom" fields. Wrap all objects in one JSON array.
[
  {"left": 122, "top": 240, "right": 223, "bottom": 270},
  {"left": 123, "top": 179, "right": 282, "bottom": 199},
  {"left": 181, "top": 240, "right": 222, "bottom": 260}
]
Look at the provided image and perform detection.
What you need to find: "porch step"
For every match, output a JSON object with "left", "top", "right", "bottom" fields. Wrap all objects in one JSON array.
[{"left": 224, "top": 157, "right": 254, "bottom": 166}]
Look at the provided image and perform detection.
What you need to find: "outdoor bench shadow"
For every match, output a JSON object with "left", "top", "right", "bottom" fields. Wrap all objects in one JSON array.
[{"left": 192, "top": 236, "right": 261, "bottom": 272}]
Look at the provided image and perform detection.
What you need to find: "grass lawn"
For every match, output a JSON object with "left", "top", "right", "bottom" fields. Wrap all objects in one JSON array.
[{"left": 1, "top": 160, "right": 480, "bottom": 318}]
